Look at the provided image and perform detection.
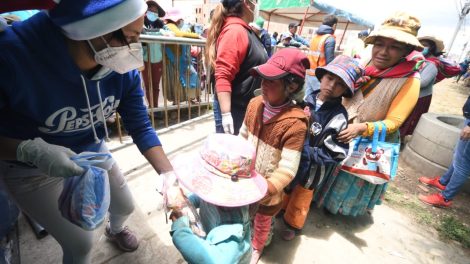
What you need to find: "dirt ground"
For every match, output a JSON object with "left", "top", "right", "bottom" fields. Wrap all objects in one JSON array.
[{"left": 386, "top": 78, "right": 470, "bottom": 249}]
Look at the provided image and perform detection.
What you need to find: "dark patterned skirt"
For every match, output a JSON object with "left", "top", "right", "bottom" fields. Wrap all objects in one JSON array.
[
  {"left": 399, "top": 95, "right": 433, "bottom": 137},
  {"left": 315, "top": 131, "right": 400, "bottom": 216}
]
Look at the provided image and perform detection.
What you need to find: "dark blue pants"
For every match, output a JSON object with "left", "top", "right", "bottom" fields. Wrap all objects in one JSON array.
[
  {"left": 440, "top": 119, "right": 470, "bottom": 200},
  {"left": 213, "top": 95, "right": 246, "bottom": 135}
]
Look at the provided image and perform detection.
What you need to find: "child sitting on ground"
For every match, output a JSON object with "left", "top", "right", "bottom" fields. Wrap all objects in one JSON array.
[
  {"left": 169, "top": 133, "right": 268, "bottom": 264},
  {"left": 238, "top": 48, "right": 309, "bottom": 263},
  {"left": 280, "top": 55, "right": 365, "bottom": 240}
]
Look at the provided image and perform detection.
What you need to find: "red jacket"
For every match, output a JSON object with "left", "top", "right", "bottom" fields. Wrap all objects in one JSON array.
[{"left": 214, "top": 17, "right": 250, "bottom": 93}]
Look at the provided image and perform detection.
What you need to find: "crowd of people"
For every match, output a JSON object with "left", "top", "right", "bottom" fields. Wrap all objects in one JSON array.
[{"left": 1, "top": 0, "right": 470, "bottom": 264}]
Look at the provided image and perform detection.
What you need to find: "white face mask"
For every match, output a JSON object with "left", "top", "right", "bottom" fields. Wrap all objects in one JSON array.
[{"left": 88, "top": 37, "right": 144, "bottom": 74}]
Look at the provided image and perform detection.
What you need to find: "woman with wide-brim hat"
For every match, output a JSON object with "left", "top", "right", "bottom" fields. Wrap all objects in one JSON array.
[
  {"left": 317, "top": 12, "right": 423, "bottom": 216},
  {"left": 399, "top": 35, "right": 445, "bottom": 139}
]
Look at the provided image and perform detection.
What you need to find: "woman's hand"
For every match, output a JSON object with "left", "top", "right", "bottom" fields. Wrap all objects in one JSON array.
[
  {"left": 337, "top": 123, "right": 368, "bottom": 143},
  {"left": 267, "top": 181, "right": 277, "bottom": 196},
  {"left": 170, "top": 209, "right": 184, "bottom": 222},
  {"left": 461, "top": 126, "right": 470, "bottom": 140}
]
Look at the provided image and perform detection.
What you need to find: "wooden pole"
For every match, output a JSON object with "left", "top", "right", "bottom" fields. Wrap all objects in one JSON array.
[
  {"left": 298, "top": 6, "right": 310, "bottom": 35},
  {"left": 266, "top": 13, "right": 271, "bottom": 31},
  {"left": 146, "top": 45, "right": 155, "bottom": 128},
  {"left": 162, "top": 44, "right": 169, "bottom": 128},
  {"left": 176, "top": 45, "right": 181, "bottom": 123},
  {"left": 186, "top": 45, "right": 191, "bottom": 121},
  {"left": 337, "top": 21, "right": 349, "bottom": 51}
]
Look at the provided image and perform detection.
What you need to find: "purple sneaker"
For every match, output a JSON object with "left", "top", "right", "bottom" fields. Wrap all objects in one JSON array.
[{"left": 105, "top": 225, "right": 139, "bottom": 252}]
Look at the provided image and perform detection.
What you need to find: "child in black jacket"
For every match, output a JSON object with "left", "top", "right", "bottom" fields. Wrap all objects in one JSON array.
[{"left": 281, "top": 55, "right": 365, "bottom": 240}]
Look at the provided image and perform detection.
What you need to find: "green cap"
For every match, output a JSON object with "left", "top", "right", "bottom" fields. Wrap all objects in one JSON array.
[{"left": 255, "top": 17, "right": 265, "bottom": 29}]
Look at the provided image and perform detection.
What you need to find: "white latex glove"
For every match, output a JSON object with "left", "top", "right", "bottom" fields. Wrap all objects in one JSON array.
[
  {"left": 221, "top": 112, "right": 234, "bottom": 134},
  {"left": 158, "top": 171, "right": 185, "bottom": 209},
  {"left": 16, "top": 137, "right": 84, "bottom": 178}
]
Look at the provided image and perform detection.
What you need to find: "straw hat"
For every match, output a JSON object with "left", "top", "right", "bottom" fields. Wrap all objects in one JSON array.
[
  {"left": 418, "top": 35, "right": 445, "bottom": 53},
  {"left": 365, "top": 12, "right": 424, "bottom": 51},
  {"left": 172, "top": 134, "right": 267, "bottom": 207}
]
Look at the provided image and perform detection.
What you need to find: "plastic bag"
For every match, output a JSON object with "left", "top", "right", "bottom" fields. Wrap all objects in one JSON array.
[
  {"left": 181, "top": 196, "right": 206, "bottom": 238},
  {"left": 58, "top": 153, "right": 114, "bottom": 230},
  {"left": 341, "top": 122, "right": 400, "bottom": 185}
]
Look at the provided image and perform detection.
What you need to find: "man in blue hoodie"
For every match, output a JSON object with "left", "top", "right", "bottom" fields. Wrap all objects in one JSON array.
[
  {"left": 305, "top": 15, "right": 338, "bottom": 96},
  {"left": 0, "top": 0, "right": 182, "bottom": 262}
]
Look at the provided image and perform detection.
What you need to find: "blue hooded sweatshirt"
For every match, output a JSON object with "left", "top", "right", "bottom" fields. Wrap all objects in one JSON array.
[
  {"left": 315, "top": 25, "right": 336, "bottom": 65},
  {"left": 0, "top": 12, "right": 160, "bottom": 154}
]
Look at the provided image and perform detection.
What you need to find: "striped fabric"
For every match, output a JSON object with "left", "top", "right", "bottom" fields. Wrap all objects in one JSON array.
[{"left": 262, "top": 100, "right": 291, "bottom": 123}]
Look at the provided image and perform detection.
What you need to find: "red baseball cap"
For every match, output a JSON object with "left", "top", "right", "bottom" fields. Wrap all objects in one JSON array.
[{"left": 251, "top": 48, "right": 310, "bottom": 80}]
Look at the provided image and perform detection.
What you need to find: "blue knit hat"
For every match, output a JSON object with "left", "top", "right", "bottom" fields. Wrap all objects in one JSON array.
[{"left": 48, "top": 0, "right": 147, "bottom": 40}]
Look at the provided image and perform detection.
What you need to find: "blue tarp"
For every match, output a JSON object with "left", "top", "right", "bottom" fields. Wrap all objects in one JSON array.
[{"left": 312, "top": 2, "right": 374, "bottom": 29}]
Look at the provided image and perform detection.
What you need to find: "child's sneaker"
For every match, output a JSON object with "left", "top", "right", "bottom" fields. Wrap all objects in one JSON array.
[
  {"left": 418, "top": 176, "right": 446, "bottom": 191},
  {"left": 418, "top": 193, "right": 452, "bottom": 208}
]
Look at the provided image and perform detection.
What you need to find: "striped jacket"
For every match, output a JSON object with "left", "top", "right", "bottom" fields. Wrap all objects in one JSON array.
[{"left": 239, "top": 96, "right": 308, "bottom": 206}]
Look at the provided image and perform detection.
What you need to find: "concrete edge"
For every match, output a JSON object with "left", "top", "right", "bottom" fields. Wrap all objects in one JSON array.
[{"left": 108, "top": 113, "right": 213, "bottom": 153}]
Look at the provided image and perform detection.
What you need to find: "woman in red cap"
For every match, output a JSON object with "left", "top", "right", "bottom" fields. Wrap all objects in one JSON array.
[{"left": 239, "top": 48, "right": 309, "bottom": 263}]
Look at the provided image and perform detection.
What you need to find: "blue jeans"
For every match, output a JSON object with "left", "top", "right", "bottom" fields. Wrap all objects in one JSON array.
[
  {"left": 305, "top": 74, "right": 320, "bottom": 99},
  {"left": 213, "top": 95, "right": 224, "bottom": 133},
  {"left": 213, "top": 95, "right": 246, "bottom": 135},
  {"left": 0, "top": 184, "right": 19, "bottom": 239},
  {"left": 440, "top": 119, "right": 470, "bottom": 200},
  {"left": 0, "top": 186, "right": 19, "bottom": 264}
]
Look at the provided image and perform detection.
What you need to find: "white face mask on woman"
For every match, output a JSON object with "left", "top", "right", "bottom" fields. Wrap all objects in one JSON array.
[{"left": 88, "top": 37, "right": 144, "bottom": 74}]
